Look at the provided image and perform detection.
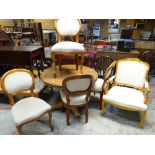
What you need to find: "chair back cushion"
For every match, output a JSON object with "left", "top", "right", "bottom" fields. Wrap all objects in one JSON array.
[
  {"left": 115, "top": 59, "right": 149, "bottom": 89},
  {"left": 56, "top": 19, "right": 81, "bottom": 36},
  {"left": 2, "top": 70, "right": 34, "bottom": 95},
  {"left": 63, "top": 75, "right": 92, "bottom": 93}
]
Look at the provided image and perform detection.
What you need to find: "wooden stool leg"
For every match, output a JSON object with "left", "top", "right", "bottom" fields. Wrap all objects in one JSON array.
[
  {"left": 80, "top": 54, "right": 84, "bottom": 74},
  {"left": 75, "top": 54, "right": 78, "bottom": 70}
]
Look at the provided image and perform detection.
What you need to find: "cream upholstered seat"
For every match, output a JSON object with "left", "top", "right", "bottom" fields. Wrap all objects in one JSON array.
[
  {"left": 103, "top": 86, "right": 147, "bottom": 111},
  {"left": 60, "top": 89, "right": 87, "bottom": 106},
  {"left": 1, "top": 69, "right": 53, "bottom": 134},
  {"left": 92, "top": 78, "right": 104, "bottom": 92},
  {"left": 101, "top": 58, "right": 150, "bottom": 128},
  {"left": 52, "top": 19, "right": 85, "bottom": 76},
  {"left": 61, "top": 75, "right": 93, "bottom": 126},
  {"left": 52, "top": 41, "right": 84, "bottom": 52},
  {"left": 11, "top": 97, "right": 51, "bottom": 126}
]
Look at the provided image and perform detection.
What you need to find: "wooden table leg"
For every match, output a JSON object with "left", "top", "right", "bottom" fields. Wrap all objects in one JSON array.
[
  {"left": 59, "top": 55, "right": 62, "bottom": 70},
  {"left": 80, "top": 54, "right": 84, "bottom": 74},
  {"left": 75, "top": 54, "right": 78, "bottom": 70}
]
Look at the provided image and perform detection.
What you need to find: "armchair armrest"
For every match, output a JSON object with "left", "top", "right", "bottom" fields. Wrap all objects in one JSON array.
[
  {"left": 144, "top": 81, "right": 151, "bottom": 104},
  {"left": 108, "top": 76, "right": 115, "bottom": 84},
  {"left": 102, "top": 75, "right": 115, "bottom": 94}
]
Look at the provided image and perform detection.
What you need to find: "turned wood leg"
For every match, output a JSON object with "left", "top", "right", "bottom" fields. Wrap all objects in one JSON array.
[
  {"left": 16, "top": 126, "right": 23, "bottom": 135},
  {"left": 85, "top": 104, "right": 88, "bottom": 123},
  {"left": 80, "top": 54, "right": 84, "bottom": 74},
  {"left": 101, "top": 99, "right": 105, "bottom": 115},
  {"left": 75, "top": 54, "right": 78, "bottom": 70},
  {"left": 66, "top": 104, "right": 70, "bottom": 126},
  {"left": 139, "top": 111, "right": 146, "bottom": 128},
  {"left": 59, "top": 55, "right": 62, "bottom": 70},
  {"left": 48, "top": 110, "right": 53, "bottom": 131}
]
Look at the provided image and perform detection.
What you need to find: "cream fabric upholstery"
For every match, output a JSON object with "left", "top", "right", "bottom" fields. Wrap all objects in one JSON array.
[
  {"left": 56, "top": 19, "right": 80, "bottom": 36},
  {"left": 66, "top": 78, "right": 91, "bottom": 92},
  {"left": 92, "top": 78, "right": 104, "bottom": 92},
  {"left": 51, "top": 41, "right": 85, "bottom": 52},
  {"left": 4, "top": 72, "right": 33, "bottom": 94},
  {"left": 103, "top": 86, "right": 147, "bottom": 111},
  {"left": 11, "top": 97, "right": 51, "bottom": 125},
  {"left": 115, "top": 61, "right": 148, "bottom": 88},
  {"left": 60, "top": 89, "right": 87, "bottom": 105},
  {"left": 108, "top": 34, "right": 121, "bottom": 42}
]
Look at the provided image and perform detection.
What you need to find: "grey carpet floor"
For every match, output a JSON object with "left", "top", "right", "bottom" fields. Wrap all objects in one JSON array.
[{"left": 0, "top": 78, "right": 155, "bottom": 135}]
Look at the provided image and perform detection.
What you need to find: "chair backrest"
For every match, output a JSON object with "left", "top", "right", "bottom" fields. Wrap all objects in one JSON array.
[
  {"left": 62, "top": 74, "right": 93, "bottom": 96},
  {"left": 1, "top": 69, "right": 35, "bottom": 105},
  {"left": 114, "top": 58, "right": 149, "bottom": 91},
  {"left": 94, "top": 55, "right": 114, "bottom": 78},
  {"left": 104, "top": 60, "right": 116, "bottom": 80},
  {"left": 55, "top": 19, "right": 82, "bottom": 43}
]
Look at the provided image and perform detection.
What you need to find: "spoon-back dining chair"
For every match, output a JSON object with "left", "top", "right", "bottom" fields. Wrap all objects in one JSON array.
[
  {"left": 51, "top": 19, "right": 85, "bottom": 77},
  {"left": 1, "top": 68, "right": 53, "bottom": 134},
  {"left": 60, "top": 74, "right": 93, "bottom": 126}
]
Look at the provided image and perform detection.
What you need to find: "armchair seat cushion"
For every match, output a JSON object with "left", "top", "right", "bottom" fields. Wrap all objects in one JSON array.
[
  {"left": 103, "top": 86, "right": 147, "bottom": 111},
  {"left": 60, "top": 89, "right": 87, "bottom": 106},
  {"left": 92, "top": 78, "right": 104, "bottom": 92},
  {"left": 51, "top": 41, "right": 85, "bottom": 53},
  {"left": 11, "top": 97, "right": 51, "bottom": 126}
]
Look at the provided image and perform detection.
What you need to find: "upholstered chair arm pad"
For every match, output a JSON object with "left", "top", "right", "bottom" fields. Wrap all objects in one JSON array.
[{"left": 145, "top": 81, "right": 150, "bottom": 92}]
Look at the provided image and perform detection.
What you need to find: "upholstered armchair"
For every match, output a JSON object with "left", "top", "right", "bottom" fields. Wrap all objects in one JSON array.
[
  {"left": 51, "top": 19, "right": 85, "bottom": 77},
  {"left": 101, "top": 58, "right": 150, "bottom": 128},
  {"left": 1, "top": 69, "right": 53, "bottom": 134},
  {"left": 60, "top": 75, "right": 93, "bottom": 126}
]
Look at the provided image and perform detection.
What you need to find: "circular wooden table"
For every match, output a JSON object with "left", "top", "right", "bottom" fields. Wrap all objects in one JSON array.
[{"left": 41, "top": 64, "right": 98, "bottom": 116}]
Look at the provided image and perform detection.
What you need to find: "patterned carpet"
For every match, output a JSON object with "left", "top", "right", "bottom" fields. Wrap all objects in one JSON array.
[{"left": 0, "top": 78, "right": 155, "bottom": 135}]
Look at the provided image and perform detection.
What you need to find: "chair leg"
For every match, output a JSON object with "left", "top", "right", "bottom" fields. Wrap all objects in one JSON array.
[
  {"left": 75, "top": 54, "right": 78, "bottom": 70},
  {"left": 48, "top": 110, "right": 53, "bottom": 131},
  {"left": 139, "top": 111, "right": 146, "bottom": 128},
  {"left": 99, "top": 92, "right": 103, "bottom": 110},
  {"left": 16, "top": 125, "right": 23, "bottom": 135},
  {"left": 101, "top": 99, "right": 105, "bottom": 115},
  {"left": 85, "top": 104, "right": 88, "bottom": 123},
  {"left": 66, "top": 105, "right": 70, "bottom": 126}
]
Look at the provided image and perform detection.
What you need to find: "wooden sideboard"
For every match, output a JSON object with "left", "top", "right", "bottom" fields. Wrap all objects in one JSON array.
[{"left": 96, "top": 50, "right": 140, "bottom": 60}]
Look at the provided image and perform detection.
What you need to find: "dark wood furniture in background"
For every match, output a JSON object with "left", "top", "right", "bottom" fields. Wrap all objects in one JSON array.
[
  {"left": 0, "top": 46, "right": 44, "bottom": 77},
  {"left": 0, "top": 30, "right": 15, "bottom": 46}
]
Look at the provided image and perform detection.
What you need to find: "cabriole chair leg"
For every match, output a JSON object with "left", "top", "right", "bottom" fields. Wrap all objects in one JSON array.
[
  {"left": 139, "top": 111, "right": 146, "bottom": 128},
  {"left": 48, "top": 110, "right": 53, "bottom": 131},
  {"left": 85, "top": 104, "right": 88, "bottom": 123},
  {"left": 101, "top": 99, "right": 105, "bottom": 115},
  {"left": 16, "top": 126, "right": 23, "bottom": 135}
]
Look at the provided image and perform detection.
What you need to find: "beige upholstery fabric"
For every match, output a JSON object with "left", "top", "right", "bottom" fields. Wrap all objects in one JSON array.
[
  {"left": 11, "top": 97, "right": 51, "bottom": 125},
  {"left": 51, "top": 41, "right": 85, "bottom": 52},
  {"left": 66, "top": 78, "right": 91, "bottom": 92},
  {"left": 92, "top": 78, "right": 104, "bottom": 92},
  {"left": 60, "top": 89, "right": 87, "bottom": 105},
  {"left": 103, "top": 86, "right": 147, "bottom": 111},
  {"left": 108, "top": 34, "right": 121, "bottom": 42},
  {"left": 4, "top": 72, "right": 33, "bottom": 94},
  {"left": 115, "top": 61, "right": 148, "bottom": 88},
  {"left": 56, "top": 19, "right": 80, "bottom": 36}
]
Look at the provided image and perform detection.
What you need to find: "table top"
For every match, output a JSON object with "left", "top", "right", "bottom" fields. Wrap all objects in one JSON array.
[
  {"left": 0, "top": 46, "right": 43, "bottom": 52},
  {"left": 41, "top": 65, "right": 98, "bottom": 88}
]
